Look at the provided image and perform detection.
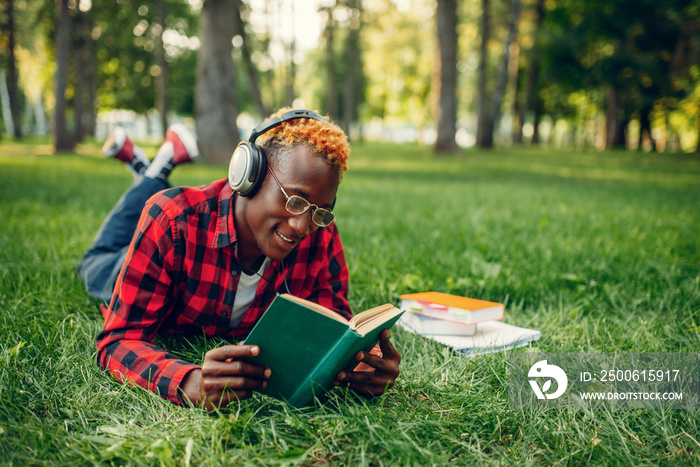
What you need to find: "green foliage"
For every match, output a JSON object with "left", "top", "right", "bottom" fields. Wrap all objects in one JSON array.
[
  {"left": 539, "top": 0, "right": 697, "bottom": 123},
  {"left": 362, "top": 0, "right": 435, "bottom": 126},
  {"left": 92, "top": 0, "right": 199, "bottom": 115},
  {"left": 1, "top": 142, "right": 699, "bottom": 464}
]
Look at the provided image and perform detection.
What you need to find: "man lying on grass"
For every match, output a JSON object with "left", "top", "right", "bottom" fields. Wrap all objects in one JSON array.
[{"left": 78, "top": 108, "right": 400, "bottom": 410}]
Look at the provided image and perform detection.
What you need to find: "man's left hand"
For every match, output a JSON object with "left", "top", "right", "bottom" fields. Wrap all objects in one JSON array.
[{"left": 333, "top": 329, "right": 400, "bottom": 397}]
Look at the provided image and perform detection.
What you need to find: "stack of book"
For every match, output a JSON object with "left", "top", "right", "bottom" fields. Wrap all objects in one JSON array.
[{"left": 398, "top": 291, "right": 540, "bottom": 356}]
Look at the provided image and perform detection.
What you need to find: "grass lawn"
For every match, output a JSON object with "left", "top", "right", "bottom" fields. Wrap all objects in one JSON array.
[{"left": 1, "top": 140, "right": 699, "bottom": 465}]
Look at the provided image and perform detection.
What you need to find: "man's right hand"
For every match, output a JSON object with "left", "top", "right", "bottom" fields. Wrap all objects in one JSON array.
[{"left": 180, "top": 344, "right": 271, "bottom": 411}]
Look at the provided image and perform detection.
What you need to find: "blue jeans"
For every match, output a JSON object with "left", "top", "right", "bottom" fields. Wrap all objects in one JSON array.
[{"left": 78, "top": 176, "right": 170, "bottom": 303}]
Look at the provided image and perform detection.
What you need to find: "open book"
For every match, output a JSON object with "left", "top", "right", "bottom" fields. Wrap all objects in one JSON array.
[{"left": 242, "top": 294, "right": 404, "bottom": 407}]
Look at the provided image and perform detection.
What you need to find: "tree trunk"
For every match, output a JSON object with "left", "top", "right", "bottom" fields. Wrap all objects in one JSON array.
[
  {"left": 233, "top": 0, "right": 268, "bottom": 117},
  {"left": 475, "top": 0, "right": 492, "bottom": 148},
  {"left": 486, "top": 0, "right": 522, "bottom": 147},
  {"left": 0, "top": 70, "right": 13, "bottom": 137},
  {"left": 85, "top": 4, "right": 97, "bottom": 137},
  {"left": 323, "top": 7, "right": 336, "bottom": 118},
  {"left": 638, "top": 105, "right": 655, "bottom": 152},
  {"left": 54, "top": 0, "right": 74, "bottom": 151},
  {"left": 6, "top": 0, "right": 22, "bottom": 138},
  {"left": 286, "top": 26, "right": 296, "bottom": 107},
  {"left": 516, "top": 0, "right": 544, "bottom": 145},
  {"left": 434, "top": 0, "right": 459, "bottom": 153},
  {"left": 531, "top": 105, "right": 541, "bottom": 144},
  {"left": 342, "top": 0, "right": 362, "bottom": 140},
  {"left": 195, "top": 0, "right": 239, "bottom": 163},
  {"left": 696, "top": 107, "right": 700, "bottom": 153},
  {"left": 509, "top": 39, "right": 520, "bottom": 144},
  {"left": 605, "top": 86, "right": 626, "bottom": 149},
  {"left": 155, "top": 0, "right": 168, "bottom": 135},
  {"left": 73, "top": 10, "right": 85, "bottom": 143}
]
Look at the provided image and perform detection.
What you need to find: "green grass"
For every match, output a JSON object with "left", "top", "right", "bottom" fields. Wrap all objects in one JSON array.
[{"left": 1, "top": 141, "right": 699, "bottom": 465}]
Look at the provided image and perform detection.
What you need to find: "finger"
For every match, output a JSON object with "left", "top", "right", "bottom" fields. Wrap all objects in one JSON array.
[
  {"left": 337, "top": 369, "right": 396, "bottom": 387},
  {"left": 378, "top": 330, "right": 400, "bottom": 362},
  {"left": 206, "top": 345, "right": 260, "bottom": 362},
  {"left": 354, "top": 351, "right": 386, "bottom": 370},
  {"left": 353, "top": 351, "right": 399, "bottom": 376},
  {"left": 202, "top": 359, "right": 271, "bottom": 379},
  {"left": 336, "top": 379, "right": 395, "bottom": 397}
]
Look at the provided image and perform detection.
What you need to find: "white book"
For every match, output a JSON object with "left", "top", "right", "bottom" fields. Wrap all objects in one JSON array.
[
  {"left": 399, "top": 311, "right": 477, "bottom": 336},
  {"left": 398, "top": 319, "right": 541, "bottom": 356}
]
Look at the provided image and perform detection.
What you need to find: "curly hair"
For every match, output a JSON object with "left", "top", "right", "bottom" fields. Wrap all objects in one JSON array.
[{"left": 256, "top": 108, "right": 350, "bottom": 175}]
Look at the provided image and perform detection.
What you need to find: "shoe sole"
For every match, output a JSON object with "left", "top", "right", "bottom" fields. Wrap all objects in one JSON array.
[{"left": 102, "top": 127, "right": 128, "bottom": 158}]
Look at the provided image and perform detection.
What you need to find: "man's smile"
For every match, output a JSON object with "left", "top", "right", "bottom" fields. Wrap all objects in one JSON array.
[{"left": 275, "top": 229, "right": 298, "bottom": 245}]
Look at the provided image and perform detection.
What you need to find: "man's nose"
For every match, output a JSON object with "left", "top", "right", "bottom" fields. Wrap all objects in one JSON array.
[{"left": 287, "top": 210, "right": 314, "bottom": 237}]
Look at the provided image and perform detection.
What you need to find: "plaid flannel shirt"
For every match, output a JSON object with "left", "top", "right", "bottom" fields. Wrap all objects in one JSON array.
[{"left": 95, "top": 179, "right": 351, "bottom": 404}]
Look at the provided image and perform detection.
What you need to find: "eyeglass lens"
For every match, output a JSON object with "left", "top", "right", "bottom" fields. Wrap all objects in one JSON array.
[{"left": 285, "top": 196, "right": 334, "bottom": 227}]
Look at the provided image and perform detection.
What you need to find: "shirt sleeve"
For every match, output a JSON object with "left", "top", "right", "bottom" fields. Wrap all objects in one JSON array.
[{"left": 95, "top": 199, "right": 199, "bottom": 405}]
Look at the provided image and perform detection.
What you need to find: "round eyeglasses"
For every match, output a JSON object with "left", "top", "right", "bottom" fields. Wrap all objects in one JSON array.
[{"left": 267, "top": 166, "right": 335, "bottom": 227}]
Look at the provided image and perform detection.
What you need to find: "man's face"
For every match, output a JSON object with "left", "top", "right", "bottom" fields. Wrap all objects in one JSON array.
[{"left": 236, "top": 145, "right": 340, "bottom": 262}]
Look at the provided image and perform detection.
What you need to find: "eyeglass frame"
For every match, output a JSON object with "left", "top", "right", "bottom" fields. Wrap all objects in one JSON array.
[{"left": 266, "top": 165, "right": 335, "bottom": 227}]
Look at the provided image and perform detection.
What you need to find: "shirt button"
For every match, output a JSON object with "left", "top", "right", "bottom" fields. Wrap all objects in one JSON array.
[{"left": 222, "top": 311, "right": 229, "bottom": 317}]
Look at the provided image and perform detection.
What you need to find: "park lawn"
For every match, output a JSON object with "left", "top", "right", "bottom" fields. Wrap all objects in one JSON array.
[{"left": 0, "top": 141, "right": 699, "bottom": 465}]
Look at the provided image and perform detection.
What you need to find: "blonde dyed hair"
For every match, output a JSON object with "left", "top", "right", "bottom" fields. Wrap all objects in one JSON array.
[{"left": 256, "top": 108, "right": 350, "bottom": 175}]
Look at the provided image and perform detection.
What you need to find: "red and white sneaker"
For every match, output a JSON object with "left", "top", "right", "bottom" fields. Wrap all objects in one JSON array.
[
  {"left": 102, "top": 127, "right": 150, "bottom": 175},
  {"left": 102, "top": 127, "right": 131, "bottom": 161},
  {"left": 165, "top": 123, "right": 199, "bottom": 164},
  {"left": 144, "top": 123, "right": 199, "bottom": 180}
]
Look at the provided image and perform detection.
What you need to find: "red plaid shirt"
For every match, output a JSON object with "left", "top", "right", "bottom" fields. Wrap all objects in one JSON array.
[{"left": 96, "top": 179, "right": 351, "bottom": 404}]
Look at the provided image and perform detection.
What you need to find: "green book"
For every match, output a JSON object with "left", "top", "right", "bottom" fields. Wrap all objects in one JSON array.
[{"left": 242, "top": 293, "right": 404, "bottom": 408}]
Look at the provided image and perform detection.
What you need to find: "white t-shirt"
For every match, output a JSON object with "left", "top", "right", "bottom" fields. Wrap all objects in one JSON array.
[{"left": 230, "top": 257, "right": 271, "bottom": 328}]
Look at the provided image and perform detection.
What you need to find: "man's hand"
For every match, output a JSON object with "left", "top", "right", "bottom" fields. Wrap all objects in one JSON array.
[
  {"left": 333, "top": 329, "right": 401, "bottom": 397},
  {"left": 180, "top": 344, "right": 271, "bottom": 411}
]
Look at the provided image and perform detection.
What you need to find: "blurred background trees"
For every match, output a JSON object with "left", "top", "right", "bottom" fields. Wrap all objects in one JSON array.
[{"left": 0, "top": 0, "right": 698, "bottom": 159}]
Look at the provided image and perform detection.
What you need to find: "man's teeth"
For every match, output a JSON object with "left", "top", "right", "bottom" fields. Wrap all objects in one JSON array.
[{"left": 277, "top": 231, "right": 294, "bottom": 243}]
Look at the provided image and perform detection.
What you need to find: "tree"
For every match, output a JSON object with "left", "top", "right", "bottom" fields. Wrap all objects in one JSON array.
[
  {"left": 361, "top": 0, "right": 434, "bottom": 138},
  {"left": 234, "top": 0, "right": 268, "bottom": 117},
  {"left": 195, "top": 0, "right": 239, "bottom": 163},
  {"left": 2, "top": 0, "right": 22, "bottom": 138},
  {"left": 91, "top": 0, "right": 199, "bottom": 122},
  {"left": 54, "top": 0, "right": 73, "bottom": 151},
  {"left": 84, "top": 4, "right": 97, "bottom": 137},
  {"left": 155, "top": 0, "right": 168, "bottom": 135},
  {"left": 321, "top": 3, "right": 337, "bottom": 118},
  {"left": 537, "top": 0, "right": 698, "bottom": 151},
  {"left": 477, "top": 0, "right": 522, "bottom": 148},
  {"left": 285, "top": 1, "right": 296, "bottom": 108},
  {"left": 340, "top": 0, "right": 363, "bottom": 139},
  {"left": 475, "top": 0, "right": 491, "bottom": 147},
  {"left": 73, "top": 7, "right": 87, "bottom": 142},
  {"left": 434, "top": 0, "right": 459, "bottom": 153},
  {"left": 515, "top": 0, "right": 545, "bottom": 144}
]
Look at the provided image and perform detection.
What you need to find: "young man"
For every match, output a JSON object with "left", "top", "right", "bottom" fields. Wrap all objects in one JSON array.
[{"left": 80, "top": 110, "right": 400, "bottom": 410}]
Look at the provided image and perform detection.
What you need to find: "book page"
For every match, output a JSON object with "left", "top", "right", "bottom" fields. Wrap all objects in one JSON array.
[
  {"left": 280, "top": 294, "right": 349, "bottom": 324},
  {"left": 350, "top": 304, "right": 403, "bottom": 334}
]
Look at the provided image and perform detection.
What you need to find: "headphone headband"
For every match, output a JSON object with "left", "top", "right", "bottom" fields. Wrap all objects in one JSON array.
[
  {"left": 248, "top": 109, "right": 327, "bottom": 144},
  {"left": 229, "top": 109, "right": 328, "bottom": 198}
]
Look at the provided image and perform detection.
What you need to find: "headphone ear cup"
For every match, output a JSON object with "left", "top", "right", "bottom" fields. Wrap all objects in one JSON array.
[{"left": 228, "top": 141, "right": 266, "bottom": 197}]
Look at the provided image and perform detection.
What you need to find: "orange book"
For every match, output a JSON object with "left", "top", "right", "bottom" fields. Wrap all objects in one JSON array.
[{"left": 399, "top": 291, "right": 504, "bottom": 325}]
